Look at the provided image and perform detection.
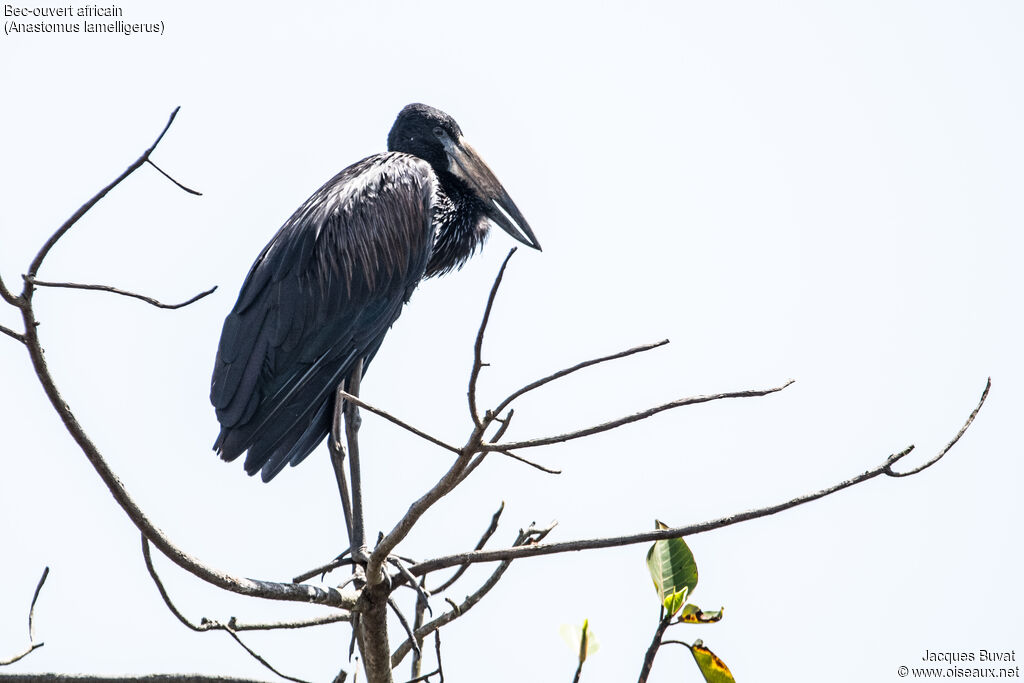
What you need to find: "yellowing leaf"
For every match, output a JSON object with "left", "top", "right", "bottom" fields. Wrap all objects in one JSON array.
[
  {"left": 679, "top": 604, "right": 724, "bottom": 624},
  {"left": 690, "top": 640, "right": 736, "bottom": 683}
]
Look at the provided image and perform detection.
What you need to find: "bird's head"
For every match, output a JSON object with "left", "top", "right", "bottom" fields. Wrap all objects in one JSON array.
[{"left": 388, "top": 103, "right": 541, "bottom": 251}]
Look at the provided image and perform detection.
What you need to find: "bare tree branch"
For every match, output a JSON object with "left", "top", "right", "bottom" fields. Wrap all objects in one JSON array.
[
  {"left": 25, "top": 278, "right": 217, "bottom": 310},
  {"left": 391, "top": 523, "right": 556, "bottom": 667},
  {"left": 0, "top": 323, "right": 25, "bottom": 343},
  {"left": 401, "top": 631, "right": 443, "bottom": 683},
  {"left": 291, "top": 552, "right": 355, "bottom": 585},
  {"left": 886, "top": 377, "right": 991, "bottom": 477},
  {"left": 431, "top": 502, "right": 505, "bottom": 594},
  {"left": 11, "top": 110, "right": 358, "bottom": 612},
  {"left": 495, "top": 448, "right": 562, "bottom": 474},
  {"left": 410, "top": 376, "right": 989, "bottom": 575},
  {"left": 0, "top": 566, "right": 49, "bottom": 667},
  {"left": 467, "top": 248, "right": 517, "bottom": 427},
  {"left": 143, "top": 538, "right": 335, "bottom": 683},
  {"left": 0, "top": 272, "right": 19, "bottom": 307},
  {"left": 222, "top": 628, "right": 312, "bottom": 683},
  {"left": 142, "top": 537, "right": 350, "bottom": 633},
  {"left": 338, "top": 390, "right": 460, "bottom": 454},
  {"left": 492, "top": 339, "right": 670, "bottom": 417},
  {"left": 486, "top": 380, "right": 795, "bottom": 451},
  {"left": 388, "top": 598, "right": 420, "bottom": 660},
  {"left": 24, "top": 107, "right": 191, "bottom": 283},
  {"left": 367, "top": 449, "right": 474, "bottom": 585},
  {"left": 147, "top": 158, "right": 203, "bottom": 195}
]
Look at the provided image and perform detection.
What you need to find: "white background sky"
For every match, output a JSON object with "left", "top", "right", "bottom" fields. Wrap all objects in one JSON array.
[{"left": 1, "top": 2, "right": 1021, "bottom": 682}]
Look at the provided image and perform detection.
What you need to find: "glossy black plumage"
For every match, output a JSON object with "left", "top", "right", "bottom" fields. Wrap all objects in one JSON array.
[{"left": 211, "top": 104, "right": 539, "bottom": 481}]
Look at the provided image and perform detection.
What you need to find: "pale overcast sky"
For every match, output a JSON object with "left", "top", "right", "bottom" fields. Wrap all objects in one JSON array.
[{"left": 1, "top": 2, "right": 1021, "bottom": 682}]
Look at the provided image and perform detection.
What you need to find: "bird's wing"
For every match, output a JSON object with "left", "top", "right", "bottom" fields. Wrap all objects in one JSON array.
[{"left": 210, "top": 153, "right": 437, "bottom": 481}]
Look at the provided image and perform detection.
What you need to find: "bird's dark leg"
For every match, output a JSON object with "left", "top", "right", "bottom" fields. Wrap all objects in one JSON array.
[
  {"left": 345, "top": 358, "right": 367, "bottom": 562},
  {"left": 330, "top": 384, "right": 355, "bottom": 548}
]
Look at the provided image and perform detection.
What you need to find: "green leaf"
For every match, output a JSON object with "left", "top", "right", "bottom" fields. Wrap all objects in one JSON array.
[
  {"left": 690, "top": 640, "right": 736, "bottom": 683},
  {"left": 679, "top": 604, "right": 724, "bottom": 624},
  {"left": 559, "top": 619, "right": 600, "bottom": 663},
  {"left": 645, "top": 520, "right": 698, "bottom": 616}
]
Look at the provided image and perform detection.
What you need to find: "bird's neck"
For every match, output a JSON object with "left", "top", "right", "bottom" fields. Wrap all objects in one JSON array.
[{"left": 424, "top": 176, "right": 489, "bottom": 278}]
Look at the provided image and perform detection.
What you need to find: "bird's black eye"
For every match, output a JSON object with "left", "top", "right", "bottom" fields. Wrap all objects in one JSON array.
[{"left": 432, "top": 126, "right": 444, "bottom": 139}]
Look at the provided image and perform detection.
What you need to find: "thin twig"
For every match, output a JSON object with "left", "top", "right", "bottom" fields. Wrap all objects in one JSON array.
[
  {"left": 497, "top": 449, "right": 562, "bottom": 474},
  {"left": 435, "top": 631, "right": 444, "bottom": 683},
  {"left": 0, "top": 323, "right": 25, "bottom": 343},
  {"left": 0, "top": 271, "right": 19, "bottom": 307},
  {"left": 487, "top": 380, "right": 795, "bottom": 451},
  {"left": 346, "top": 360, "right": 367, "bottom": 561},
  {"left": 292, "top": 549, "right": 352, "bottom": 585},
  {"left": 388, "top": 598, "right": 421, "bottom": 659},
  {"left": 489, "top": 409, "right": 514, "bottom": 443},
  {"left": 388, "top": 558, "right": 431, "bottom": 614},
  {"left": 468, "top": 248, "right": 517, "bottom": 427},
  {"left": 886, "top": 377, "right": 991, "bottom": 477},
  {"left": 25, "top": 278, "right": 217, "bottom": 310},
  {"left": 224, "top": 627, "right": 312, "bottom": 683},
  {"left": 410, "top": 584, "right": 427, "bottom": 679},
  {"left": 391, "top": 523, "right": 556, "bottom": 667},
  {"left": 453, "top": 453, "right": 487, "bottom": 488},
  {"left": 147, "top": 158, "right": 203, "bottom": 195},
  {"left": 338, "top": 390, "right": 460, "bottom": 454},
  {"left": 411, "top": 376, "right": 989, "bottom": 575},
  {"left": 493, "top": 339, "right": 670, "bottom": 417},
  {"left": 0, "top": 566, "right": 49, "bottom": 667},
  {"left": 25, "top": 107, "right": 190, "bottom": 282},
  {"left": 432, "top": 502, "right": 505, "bottom": 593}
]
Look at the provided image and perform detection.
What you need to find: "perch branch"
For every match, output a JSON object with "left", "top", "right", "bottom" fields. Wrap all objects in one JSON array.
[
  {"left": 410, "top": 376, "right": 990, "bottom": 575},
  {"left": 25, "top": 278, "right": 217, "bottom": 310}
]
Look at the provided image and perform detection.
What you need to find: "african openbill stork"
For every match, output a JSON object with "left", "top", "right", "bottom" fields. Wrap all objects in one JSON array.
[{"left": 210, "top": 103, "right": 541, "bottom": 482}]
